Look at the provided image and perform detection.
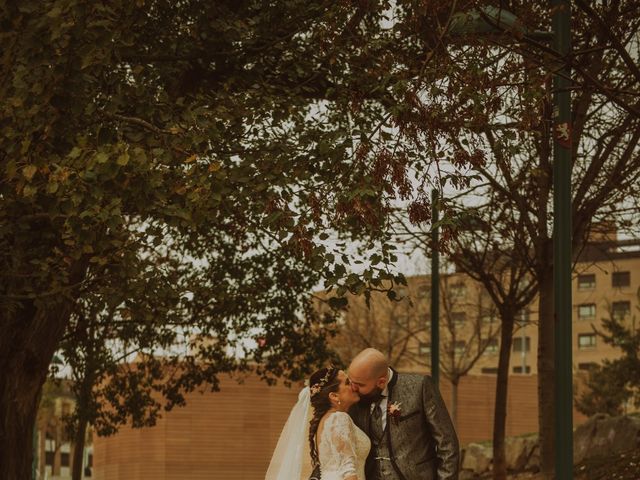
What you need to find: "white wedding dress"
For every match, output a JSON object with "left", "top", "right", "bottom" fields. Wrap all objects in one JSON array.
[{"left": 318, "top": 412, "right": 371, "bottom": 480}]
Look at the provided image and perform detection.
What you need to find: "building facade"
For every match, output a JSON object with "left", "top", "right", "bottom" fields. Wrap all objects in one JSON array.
[
  {"left": 330, "top": 236, "right": 640, "bottom": 379},
  {"left": 36, "top": 380, "right": 93, "bottom": 480}
]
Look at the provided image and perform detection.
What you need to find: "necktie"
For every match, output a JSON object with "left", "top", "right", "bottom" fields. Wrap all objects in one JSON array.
[{"left": 370, "top": 397, "right": 385, "bottom": 441}]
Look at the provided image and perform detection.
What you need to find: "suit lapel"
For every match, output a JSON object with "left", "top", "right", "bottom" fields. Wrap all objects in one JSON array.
[
  {"left": 385, "top": 370, "right": 411, "bottom": 480},
  {"left": 383, "top": 368, "right": 399, "bottom": 437}
]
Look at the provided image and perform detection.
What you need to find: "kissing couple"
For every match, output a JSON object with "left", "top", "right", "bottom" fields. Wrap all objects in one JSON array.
[{"left": 266, "top": 348, "right": 460, "bottom": 480}]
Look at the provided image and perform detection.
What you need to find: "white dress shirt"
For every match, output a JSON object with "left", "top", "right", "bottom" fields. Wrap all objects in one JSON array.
[{"left": 369, "top": 368, "right": 394, "bottom": 431}]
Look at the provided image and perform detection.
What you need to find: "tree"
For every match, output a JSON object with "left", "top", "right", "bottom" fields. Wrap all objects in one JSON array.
[
  {"left": 576, "top": 290, "right": 640, "bottom": 417},
  {"left": 426, "top": 2, "right": 640, "bottom": 476},
  {"left": 438, "top": 272, "right": 501, "bottom": 427},
  {"left": 395, "top": 200, "right": 537, "bottom": 480},
  {"left": 449, "top": 207, "right": 538, "bottom": 480},
  {"left": 329, "top": 287, "right": 429, "bottom": 370},
  {"left": 1, "top": 2, "right": 485, "bottom": 477}
]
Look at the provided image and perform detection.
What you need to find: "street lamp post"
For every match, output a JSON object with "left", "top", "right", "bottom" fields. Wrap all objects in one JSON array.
[
  {"left": 448, "top": 4, "right": 573, "bottom": 478},
  {"left": 430, "top": 188, "right": 440, "bottom": 387},
  {"left": 551, "top": 1, "right": 573, "bottom": 479}
]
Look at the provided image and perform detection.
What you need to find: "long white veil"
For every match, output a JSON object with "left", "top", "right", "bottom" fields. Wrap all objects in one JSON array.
[{"left": 265, "top": 386, "right": 313, "bottom": 480}]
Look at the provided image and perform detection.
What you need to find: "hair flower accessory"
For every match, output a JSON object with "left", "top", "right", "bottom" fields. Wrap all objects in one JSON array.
[
  {"left": 387, "top": 401, "right": 402, "bottom": 421},
  {"left": 310, "top": 367, "right": 335, "bottom": 397}
]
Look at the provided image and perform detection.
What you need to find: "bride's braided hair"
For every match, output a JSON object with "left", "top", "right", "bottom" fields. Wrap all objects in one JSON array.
[{"left": 308, "top": 367, "right": 340, "bottom": 467}]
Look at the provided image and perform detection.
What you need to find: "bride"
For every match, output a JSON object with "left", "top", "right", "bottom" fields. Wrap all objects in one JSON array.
[{"left": 265, "top": 366, "right": 370, "bottom": 480}]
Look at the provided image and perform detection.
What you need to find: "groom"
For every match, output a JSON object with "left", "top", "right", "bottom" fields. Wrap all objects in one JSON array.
[{"left": 347, "top": 348, "right": 459, "bottom": 480}]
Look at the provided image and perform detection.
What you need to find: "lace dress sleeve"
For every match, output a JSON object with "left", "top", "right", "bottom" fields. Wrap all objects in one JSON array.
[{"left": 322, "top": 412, "right": 358, "bottom": 479}]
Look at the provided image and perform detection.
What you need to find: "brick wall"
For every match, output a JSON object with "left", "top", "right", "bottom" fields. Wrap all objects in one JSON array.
[{"left": 93, "top": 373, "right": 587, "bottom": 480}]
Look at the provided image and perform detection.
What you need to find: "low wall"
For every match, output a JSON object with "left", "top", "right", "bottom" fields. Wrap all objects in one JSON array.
[{"left": 93, "top": 373, "right": 587, "bottom": 480}]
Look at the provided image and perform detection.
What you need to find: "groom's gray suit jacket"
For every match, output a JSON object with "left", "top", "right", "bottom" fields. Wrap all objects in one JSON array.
[{"left": 349, "top": 370, "right": 460, "bottom": 480}]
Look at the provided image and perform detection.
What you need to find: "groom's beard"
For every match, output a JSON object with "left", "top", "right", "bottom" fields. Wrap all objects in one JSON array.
[{"left": 358, "top": 386, "right": 384, "bottom": 404}]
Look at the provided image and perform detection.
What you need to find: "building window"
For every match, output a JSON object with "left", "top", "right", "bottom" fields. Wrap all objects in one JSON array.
[
  {"left": 60, "top": 452, "right": 70, "bottom": 467},
  {"left": 612, "top": 301, "right": 631, "bottom": 320},
  {"left": 578, "top": 362, "right": 598, "bottom": 371},
  {"left": 517, "top": 309, "right": 530, "bottom": 323},
  {"left": 450, "top": 282, "right": 467, "bottom": 298},
  {"left": 418, "top": 342, "right": 431, "bottom": 355},
  {"left": 612, "top": 271, "right": 630, "bottom": 288},
  {"left": 481, "top": 314, "right": 497, "bottom": 325},
  {"left": 484, "top": 338, "right": 498, "bottom": 354},
  {"left": 577, "top": 274, "right": 596, "bottom": 290},
  {"left": 451, "top": 312, "right": 467, "bottom": 325},
  {"left": 578, "top": 303, "right": 596, "bottom": 320},
  {"left": 454, "top": 340, "right": 466, "bottom": 355},
  {"left": 512, "top": 365, "right": 531, "bottom": 374},
  {"left": 417, "top": 285, "right": 430, "bottom": 299},
  {"left": 512, "top": 337, "right": 531, "bottom": 353},
  {"left": 578, "top": 333, "right": 596, "bottom": 349},
  {"left": 481, "top": 367, "right": 498, "bottom": 374},
  {"left": 45, "top": 451, "right": 55, "bottom": 467}
]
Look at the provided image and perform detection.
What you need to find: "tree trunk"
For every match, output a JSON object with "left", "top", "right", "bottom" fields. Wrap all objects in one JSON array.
[
  {"left": 537, "top": 267, "right": 555, "bottom": 479},
  {"left": 451, "top": 378, "right": 459, "bottom": 429},
  {"left": 71, "top": 416, "right": 88, "bottom": 480},
  {"left": 0, "top": 377, "right": 40, "bottom": 480},
  {"left": 71, "top": 315, "right": 97, "bottom": 480},
  {"left": 0, "top": 303, "right": 72, "bottom": 479},
  {"left": 492, "top": 310, "right": 515, "bottom": 480}
]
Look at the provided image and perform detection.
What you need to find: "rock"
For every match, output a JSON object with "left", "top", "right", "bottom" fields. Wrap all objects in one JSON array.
[
  {"left": 573, "top": 414, "right": 640, "bottom": 464},
  {"left": 457, "top": 414, "right": 640, "bottom": 477},
  {"left": 525, "top": 444, "right": 540, "bottom": 471},
  {"left": 505, "top": 436, "right": 537, "bottom": 471},
  {"left": 459, "top": 470, "right": 478, "bottom": 480},
  {"left": 462, "top": 442, "right": 493, "bottom": 474}
]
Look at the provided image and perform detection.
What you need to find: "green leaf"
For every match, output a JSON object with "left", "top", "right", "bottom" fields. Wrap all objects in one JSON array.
[
  {"left": 328, "top": 296, "right": 348, "bottom": 309},
  {"left": 117, "top": 151, "right": 130, "bottom": 166},
  {"left": 95, "top": 152, "right": 109, "bottom": 164},
  {"left": 23, "top": 184, "right": 37, "bottom": 196},
  {"left": 69, "top": 147, "right": 82, "bottom": 159},
  {"left": 46, "top": 6, "right": 62, "bottom": 17},
  {"left": 23, "top": 165, "right": 37, "bottom": 181},
  {"left": 5, "top": 160, "right": 18, "bottom": 179}
]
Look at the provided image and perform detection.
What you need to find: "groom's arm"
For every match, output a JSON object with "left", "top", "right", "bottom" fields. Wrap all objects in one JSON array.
[{"left": 421, "top": 376, "right": 460, "bottom": 480}]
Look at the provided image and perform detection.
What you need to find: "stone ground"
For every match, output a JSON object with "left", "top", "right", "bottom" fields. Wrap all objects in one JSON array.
[{"left": 483, "top": 448, "right": 640, "bottom": 479}]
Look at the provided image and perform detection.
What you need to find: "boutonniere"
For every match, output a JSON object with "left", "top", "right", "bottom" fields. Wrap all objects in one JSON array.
[{"left": 387, "top": 401, "right": 402, "bottom": 422}]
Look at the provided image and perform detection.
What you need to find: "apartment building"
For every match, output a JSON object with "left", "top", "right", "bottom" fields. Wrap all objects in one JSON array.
[
  {"left": 330, "top": 235, "right": 640, "bottom": 377},
  {"left": 36, "top": 380, "right": 94, "bottom": 480}
]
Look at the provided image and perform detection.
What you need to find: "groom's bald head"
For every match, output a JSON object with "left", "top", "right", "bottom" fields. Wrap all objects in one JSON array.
[
  {"left": 350, "top": 348, "right": 388, "bottom": 379},
  {"left": 347, "top": 348, "right": 389, "bottom": 399}
]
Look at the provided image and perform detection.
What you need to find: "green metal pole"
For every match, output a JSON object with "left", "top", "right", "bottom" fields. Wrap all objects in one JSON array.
[
  {"left": 430, "top": 188, "right": 440, "bottom": 387},
  {"left": 32, "top": 421, "right": 38, "bottom": 480},
  {"left": 552, "top": 0, "right": 573, "bottom": 478}
]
